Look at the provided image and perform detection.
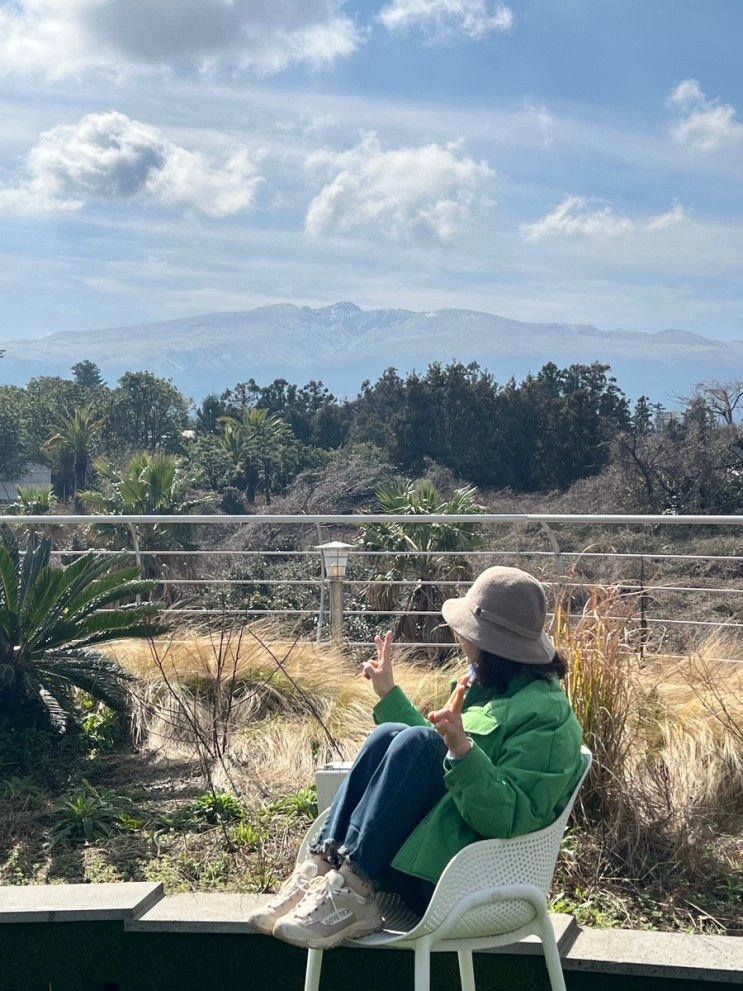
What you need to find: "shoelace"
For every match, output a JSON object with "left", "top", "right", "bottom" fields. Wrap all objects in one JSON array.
[
  {"left": 294, "top": 873, "right": 365, "bottom": 921},
  {"left": 272, "top": 869, "right": 317, "bottom": 907}
]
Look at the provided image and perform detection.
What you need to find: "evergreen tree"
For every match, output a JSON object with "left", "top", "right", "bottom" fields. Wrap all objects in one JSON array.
[{"left": 71, "top": 360, "right": 105, "bottom": 390}]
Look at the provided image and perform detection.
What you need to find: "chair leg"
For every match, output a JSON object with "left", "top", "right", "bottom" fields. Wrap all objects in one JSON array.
[
  {"left": 539, "top": 918, "right": 567, "bottom": 991},
  {"left": 457, "top": 949, "right": 476, "bottom": 991},
  {"left": 414, "top": 945, "right": 431, "bottom": 991},
  {"left": 304, "top": 948, "right": 324, "bottom": 991}
]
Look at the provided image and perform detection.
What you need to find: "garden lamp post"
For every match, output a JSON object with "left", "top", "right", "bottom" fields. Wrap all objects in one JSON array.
[{"left": 315, "top": 541, "right": 353, "bottom": 644}]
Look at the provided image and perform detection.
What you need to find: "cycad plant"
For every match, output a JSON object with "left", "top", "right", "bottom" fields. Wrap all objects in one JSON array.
[
  {"left": 0, "top": 529, "right": 165, "bottom": 731},
  {"left": 358, "top": 480, "right": 486, "bottom": 658}
]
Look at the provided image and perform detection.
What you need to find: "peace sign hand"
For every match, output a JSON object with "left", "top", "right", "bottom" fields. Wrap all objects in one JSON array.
[
  {"left": 427, "top": 676, "right": 471, "bottom": 758},
  {"left": 362, "top": 630, "right": 396, "bottom": 700}
]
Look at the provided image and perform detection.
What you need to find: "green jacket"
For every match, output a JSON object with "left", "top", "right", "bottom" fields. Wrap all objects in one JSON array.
[{"left": 372, "top": 673, "right": 584, "bottom": 884}]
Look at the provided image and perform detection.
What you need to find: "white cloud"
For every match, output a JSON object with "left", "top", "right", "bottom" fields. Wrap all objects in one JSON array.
[
  {"left": 667, "top": 79, "right": 705, "bottom": 111},
  {"left": 0, "top": 0, "right": 359, "bottom": 79},
  {"left": 667, "top": 79, "right": 743, "bottom": 153},
  {"left": 523, "top": 100, "right": 555, "bottom": 147},
  {"left": 0, "top": 111, "right": 262, "bottom": 217},
  {"left": 379, "top": 1, "right": 514, "bottom": 40},
  {"left": 304, "top": 132, "right": 493, "bottom": 241},
  {"left": 521, "top": 196, "right": 687, "bottom": 243}
]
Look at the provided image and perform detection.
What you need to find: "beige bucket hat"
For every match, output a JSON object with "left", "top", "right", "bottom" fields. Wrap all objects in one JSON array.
[{"left": 441, "top": 566, "right": 556, "bottom": 665}]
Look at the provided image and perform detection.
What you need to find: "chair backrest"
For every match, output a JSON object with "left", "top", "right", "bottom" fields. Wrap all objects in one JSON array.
[{"left": 409, "top": 745, "right": 592, "bottom": 940}]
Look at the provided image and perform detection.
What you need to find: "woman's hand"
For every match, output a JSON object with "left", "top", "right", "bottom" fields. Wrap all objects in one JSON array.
[
  {"left": 427, "top": 677, "right": 472, "bottom": 758},
  {"left": 362, "top": 630, "right": 396, "bottom": 699}
]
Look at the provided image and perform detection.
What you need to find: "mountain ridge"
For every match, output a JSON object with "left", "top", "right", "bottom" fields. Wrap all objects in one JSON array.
[{"left": 1, "top": 302, "right": 741, "bottom": 402}]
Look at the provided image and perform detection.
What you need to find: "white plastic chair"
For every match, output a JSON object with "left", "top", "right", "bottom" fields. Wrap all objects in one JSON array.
[{"left": 296, "top": 746, "right": 592, "bottom": 991}]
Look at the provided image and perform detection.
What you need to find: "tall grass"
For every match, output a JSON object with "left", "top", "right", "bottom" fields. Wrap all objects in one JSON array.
[
  {"left": 109, "top": 600, "right": 741, "bottom": 906},
  {"left": 551, "top": 583, "right": 742, "bottom": 892},
  {"left": 110, "top": 622, "right": 458, "bottom": 802}
]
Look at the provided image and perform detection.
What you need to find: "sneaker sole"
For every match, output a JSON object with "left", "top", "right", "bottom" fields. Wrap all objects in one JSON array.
[
  {"left": 275, "top": 918, "right": 384, "bottom": 950},
  {"left": 247, "top": 914, "right": 280, "bottom": 935}
]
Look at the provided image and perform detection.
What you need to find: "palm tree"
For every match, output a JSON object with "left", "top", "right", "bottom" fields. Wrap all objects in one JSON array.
[
  {"left": 219, "top": 408, "right": 295, "bottom": 504},
  {"left": 358, "top": 481, "right": 486, "bottom": 659},
  {"left": 79, "top": 452, "right": 205, "bottom": 578},
  {"left": 45, "top": 406, "right": 103, "bottom": 499},
  {"left": 0, "top": 530, "right": 165, "bottom": 731}
]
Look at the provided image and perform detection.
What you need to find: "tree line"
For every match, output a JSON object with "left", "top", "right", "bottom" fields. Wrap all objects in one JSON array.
[{"left": 2, "top": 357, "right": 743, "bottom": 515}]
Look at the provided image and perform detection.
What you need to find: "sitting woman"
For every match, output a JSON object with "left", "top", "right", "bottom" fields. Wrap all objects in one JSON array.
[{"left": 249, "top": 566, "right": 584, "bottom": 949}]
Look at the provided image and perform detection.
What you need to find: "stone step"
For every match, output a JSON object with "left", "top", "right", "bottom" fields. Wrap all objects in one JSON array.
[{"left": 0, "top": 881, "right": 163, "bottom": 924}]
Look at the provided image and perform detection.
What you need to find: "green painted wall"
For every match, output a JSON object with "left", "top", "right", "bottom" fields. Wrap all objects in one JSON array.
[{"left": 0, "top": 923, "right": 722, "bottom": 991}]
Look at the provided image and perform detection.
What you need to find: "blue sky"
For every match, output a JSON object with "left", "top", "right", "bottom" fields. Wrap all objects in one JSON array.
[{"left": 0, "top": 0, "right": 742, "bottom": 341}]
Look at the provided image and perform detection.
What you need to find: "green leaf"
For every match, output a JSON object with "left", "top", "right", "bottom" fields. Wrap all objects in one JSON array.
[
  {"left": 0, "top": 542, "right": 19, "bottom": 615},
  {"left": 36, "top": 651, "right": 133, "bottom": 713}
]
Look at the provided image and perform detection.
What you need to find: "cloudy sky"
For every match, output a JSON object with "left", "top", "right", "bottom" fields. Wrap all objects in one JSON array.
[{"left": 1, "top": 0, "right": 741, "bottom": 340}]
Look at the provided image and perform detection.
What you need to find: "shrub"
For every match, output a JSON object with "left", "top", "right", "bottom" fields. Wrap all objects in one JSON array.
[
  {"left": 191, "top": 791, "right": 245, "bottom": 826},
  {"left": 51, "top": 780, "right": 138, "bottom": 845},
  {"left": 269, "top": 787, "right": 318, "bottom": 820}
]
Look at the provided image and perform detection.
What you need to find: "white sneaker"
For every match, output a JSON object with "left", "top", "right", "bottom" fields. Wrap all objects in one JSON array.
[
  {"left": 273, "top": 868, "right": 384, "bottom": 949},
  {"left": 247, "top": 857, "right": 332, "bottom": 934}
]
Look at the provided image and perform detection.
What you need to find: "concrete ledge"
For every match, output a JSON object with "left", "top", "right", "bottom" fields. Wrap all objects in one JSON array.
[
  {"left": 2, "top": 883, "right": 741, "bottom": 985},
  {"left": 0, "top": 882, "right": 163, "bottom": 923},
  {"left": 562, "top": 927, "right": 742, "bottom": 984},
  {"left": 125, "top": 892, "right": 267, "bottom": 933},
  {"left": 125, "top": 894, "right": 740, "bottom": 982}
]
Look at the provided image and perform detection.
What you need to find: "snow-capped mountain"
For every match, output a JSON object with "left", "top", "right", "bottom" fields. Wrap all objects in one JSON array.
[{"left": 1, "top": 302, "right": 741, "bottom": 402}]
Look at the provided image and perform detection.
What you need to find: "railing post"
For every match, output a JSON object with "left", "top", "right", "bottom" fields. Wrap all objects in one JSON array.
[{"left": 329, "top": 576, "right": 344, "bottom": 646}]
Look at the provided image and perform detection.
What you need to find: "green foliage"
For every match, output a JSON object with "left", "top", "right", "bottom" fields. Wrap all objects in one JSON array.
[
  {"left": 268, "top": 786, "right": 318, "bottom": 820},
  {"left": 102, "top": 371, "right": 191, "bottom": 453},
  {"left": 205, "top": 377, "right": 347, "bottom": 449},
  {"left": 358, "top": 480, "right": 486, "bottom": 649},
  {"left": 79, "top": 452, "right": 206, "bottom": 572},
  {"left": 44, "top": 405, "right": 104, "bottom": 498},
  {"left": 0, "top": 387, "right": 30, "bottom": 480},
  {"left": 192, "top": 791, "right": 245, "bottom": 825},
  {"left": 0, "top": 529, "right": 166, "bottom": 731},
  {"left": 79, "top": 697, "right": 122, "bottom": 753},
  {"left": 229, "top": 820, "right": 268, "bottom": 849},
  {"left": 51, "top": 779, "right": 137, "bottom": 845},
  {"left": 0, "top": 775, "right": 44, "bottom": 802},
  {"left": 219, "top": 408, "right": 300, "bottom": 504},
  {"left": 8, "top": 361, "right": 743, "bottom": 515},
  {"left": 6, "top": 486, "right": 61, "bottom": 546},
  {"left": 82, "top": 451, "right": 200, "bottom": 517},
  {"left": 163, "top": 791, "right": 246, "bottom": 831},
  {"left": 0, "top": 724, "right": 56, "bottom": 775},
  {"left": 360, "top": 479, "right": 485, "bottom": 570},
  {"left": 348, "top": 360, "right": 630, "bottom": 491},
  {"left": 71, "top": 361, "right": 105, "bottom": 390},
  {"left": 11, "top": 485, "right": 57, "bottom": 515}
]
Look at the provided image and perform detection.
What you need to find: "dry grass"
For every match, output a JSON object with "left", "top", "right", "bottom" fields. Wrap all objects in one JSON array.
[
  {"left": 108, "top": 622, "right": 458, "bottom": 803},
  {"left": 549, "top": 587, "right": 742, "bottom": 930},
  {"left": 98, "top": 606, "right": 742, "bottom": 932}
]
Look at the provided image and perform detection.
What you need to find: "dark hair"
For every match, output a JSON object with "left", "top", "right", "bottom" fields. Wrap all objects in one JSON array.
[{"left": 474, "top": 649, "right": 568, "bottom": 695}]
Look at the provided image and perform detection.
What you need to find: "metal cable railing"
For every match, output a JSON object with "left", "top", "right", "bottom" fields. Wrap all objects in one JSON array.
[{"left": 2, "top": 512, "right": 743, "bottom": 661}]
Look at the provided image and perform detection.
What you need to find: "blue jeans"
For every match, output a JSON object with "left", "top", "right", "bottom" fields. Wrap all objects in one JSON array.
[{"left": 309, "top": 722, "right": 448, "bottom": 915}]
